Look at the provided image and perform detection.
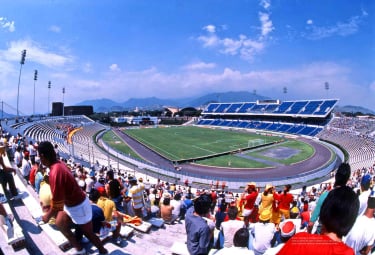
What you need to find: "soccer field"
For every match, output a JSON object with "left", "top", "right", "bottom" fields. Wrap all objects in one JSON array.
[{"left": 123, "top": 126, "right": 283, "bottom": 161}]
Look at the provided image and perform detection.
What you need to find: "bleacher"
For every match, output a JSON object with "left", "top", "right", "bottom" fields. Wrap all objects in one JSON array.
[
  {"left": 197, "top": 99, "right": 337, "bottom": 137},
  {"left": 201, "top": 99, "right": 338, "bottom": 118}
]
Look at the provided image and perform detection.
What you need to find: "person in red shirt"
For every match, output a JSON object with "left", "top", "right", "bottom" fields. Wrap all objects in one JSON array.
[
  {"left": 38, "top": 141, "right": 107, "bottom": 255},
  {"left": 28, "top": 157, "right": 39, "bottom": 188},
  {"left": 300, "top": 200, "right": 311, "bottom": 230},
  {"left": 279, "top": 184, "right": 294, "bottom": 220},
  {"left": 241, "top": 182, "right": 258, "bottom": 228},
  {"left": 277, "top": 186, "right": 358, "bottom": 255}
]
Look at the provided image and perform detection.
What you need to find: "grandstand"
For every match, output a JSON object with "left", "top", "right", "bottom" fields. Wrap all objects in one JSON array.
[{"left": 198, "top": 99, "right": 339, "bottom": 137}]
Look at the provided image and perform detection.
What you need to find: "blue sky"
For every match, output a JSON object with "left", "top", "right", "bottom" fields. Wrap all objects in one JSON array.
[{"left": 0, "top": 0, "right": 374, "bottom": 115}]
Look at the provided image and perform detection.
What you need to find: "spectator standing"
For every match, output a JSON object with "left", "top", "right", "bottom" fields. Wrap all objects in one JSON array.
[
  {"left": 241, "top": 182, "right": 258, "bottom": 228},
  {"left": 29, "top": 156, "right": 39, "bottom": 188},
  {"left": 278, "top": 184, "right": 294, "bottom": 220},
  {"left": 20, "top": 151, "right": 31, "bottom": 182},
  {"left": 357, "top": 174, "right": 372, "bottom": 216},
  {"left": 278, "top": 186, "right": 359, "bottom": 255},
  {"left": 259, "top": 184, "right": 274, "bottom": 216},
  {"left": 185, "top": 194, "right": 213, "bottom": 255},
  {"left": 128, "top": 176, "right": 145, "bottom": 218},
  {"left": 14, "top": 146, "right": 22, "bottom": 168},
  {"left": 308, "top": 162, "right": 351, "bottom": 233},
  {"left": 0, "top": 144, "right": 21, "bottom": 200},
  {"left": 38, "top": 141, "right": 107, "bottom": 255},
  {"left": 344, "top": 194, "right": 375, "bottom": 255}
]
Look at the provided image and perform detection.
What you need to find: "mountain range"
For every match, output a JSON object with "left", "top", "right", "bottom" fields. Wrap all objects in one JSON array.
[
  {"left": 76, "top": 91, "right": 269, "bottom": 112},
  {"left": 1, "top": 91, "right": 374, "bottom": 117}
]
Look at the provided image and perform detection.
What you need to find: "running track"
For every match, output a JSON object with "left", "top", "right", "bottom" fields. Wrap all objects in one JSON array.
[{"left": 113, "top": 128, "right": 333, "bottom": 181}]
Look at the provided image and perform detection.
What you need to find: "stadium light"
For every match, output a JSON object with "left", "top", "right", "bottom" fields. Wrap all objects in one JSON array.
[
  {"left": 62, "top": 87, "right": 65, "bottom": 116},
  {"left": 325, "top": 82, "right": 329, "bottom": 97},
  {"left": 48, "top": 81, "right": 51, "bottom": 115},
  {"left": 33, "top": 70, "right": 38, "bottom": 116},
  {"left": 16, "top": 49, "right": 27, "bottom": 120}
]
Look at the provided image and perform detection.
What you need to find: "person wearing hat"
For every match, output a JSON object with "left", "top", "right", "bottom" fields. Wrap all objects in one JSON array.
[
  {"left": 241, "top": 182, "right": 258, "bottom": 228},
  {"left": 259, "top": 184, "right": 274, "bottom": 219},
  {"left": 251, "top": 208, "right": 276, "bottom": 255},
  {"left": 84, "top": 170, "right": 96, "bottom": 194},
  {"left": 264, "top": 220, "right": 296, "bottom": 255},
  {"left": 344, "top": 192, "right": 375, "bottom": 255},
  {"left": 278, "top": 186, "right": 359, "bottom": 255},
  {"left": 357, "top": 174, "right": 372, "bottom": 216}
]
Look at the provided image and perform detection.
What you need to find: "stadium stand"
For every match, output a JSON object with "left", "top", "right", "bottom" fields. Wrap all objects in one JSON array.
[
  {"left": 0, "top": 106, "right": 374, "bottom": 255},
  {"left": 198, "top": 99, "right": 338, "bottom": 137}
]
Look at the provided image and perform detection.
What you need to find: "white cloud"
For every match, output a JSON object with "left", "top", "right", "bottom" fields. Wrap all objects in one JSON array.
[
  {"left": 259, "top": 12, "right": 274, "bottom": 38},
  {"left": 305, "top": 12, "right": 367, "bottom": 40},
  {"left": 260, "top": 0, "right": 271, "bottom": 10},
  {"left": 306, "top": 19, "right": 313, "bottom": 25},
  {"left": 49, "top": 25, "right": 61, "bottom": 33},
  {"left": 183, "top": 62, "right": 216, "bottom": 70},
  {"left": 203, "top": 25, "right": 216, "bottom": 33},
  {"left": 0, "top": 39, "right": 73, "bottom": 67},
  {"left": 0, "top": 17, "right": 15, "bottom": 32},
  {"left": 197, "top": 34, "right": 220, "bottom": 48},
  {"left": 109, "top": 64, "right": 120, "bottom": 71},
  {"left": 197, "top": 0, "right": 273, "bottom": 62},
  {"left": 2, "top": 61, "right": 373, "bottom": 114}
]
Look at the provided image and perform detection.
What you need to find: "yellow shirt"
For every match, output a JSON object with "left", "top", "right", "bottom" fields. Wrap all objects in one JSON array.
[
  {"left": 97, "top": 196, "right": 116, "bottom": 221},
  {"left": 259, "top": 193, "right": 274, "bottom": 214}
]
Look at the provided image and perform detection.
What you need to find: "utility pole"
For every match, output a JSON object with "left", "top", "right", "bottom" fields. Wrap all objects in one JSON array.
[
  {"left": 62, "top": 87, "right": 65, "bottom": 116},
  {"left": 48, "top": 81, "right": 51, "bottom": 116},
  {"left": 16, "top": 49, "right": 26, "bottom": 120},
  {"left": 33, "top": 70, "right": 38, "bottom": 116}
]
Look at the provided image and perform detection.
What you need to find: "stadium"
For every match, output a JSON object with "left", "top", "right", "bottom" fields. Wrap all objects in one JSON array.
[
  {"left": 1, "top": 95, "right": 375, "bottom": 254},
  {"left": 1, "top": 98, "right": 360, "bottom": 192}
]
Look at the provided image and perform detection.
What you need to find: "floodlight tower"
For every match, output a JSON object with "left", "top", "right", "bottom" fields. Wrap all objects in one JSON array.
[
  {"left": 283, "top": 86, "right": 288, "bottom": 100},
  {"left": 48, "top": 81, "right": 51, "bottom": 116},
  {"left": 33, "top": 70, "right": 38, "bottom": 116},
  {"left": 62, "top": 87, "right": 65, "bottom": 116},
  {"left": 17, "top": 49, "right": 27, "bottom": 119},
  {"left": 324, "top": 82, "right": 329, "bottom": 97}
]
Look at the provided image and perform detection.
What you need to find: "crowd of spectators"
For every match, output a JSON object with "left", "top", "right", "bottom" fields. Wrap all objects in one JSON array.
[{"left": 1, "top": 119, "right": 375, "bottom": 255}]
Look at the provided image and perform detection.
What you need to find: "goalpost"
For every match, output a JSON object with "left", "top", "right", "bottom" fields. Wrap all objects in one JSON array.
[{"left": 248, "top": 138, "right": 265, "bottom": 147}]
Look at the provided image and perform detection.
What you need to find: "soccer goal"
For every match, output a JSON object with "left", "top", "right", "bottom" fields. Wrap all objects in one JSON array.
[{"left": 248, "top": 138, "right": 265, "bottom": 147}]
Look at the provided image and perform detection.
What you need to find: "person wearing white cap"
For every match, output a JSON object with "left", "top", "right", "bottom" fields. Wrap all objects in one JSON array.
[{"left": 263, "top": 220, "right": 296, "bottom": 255}]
